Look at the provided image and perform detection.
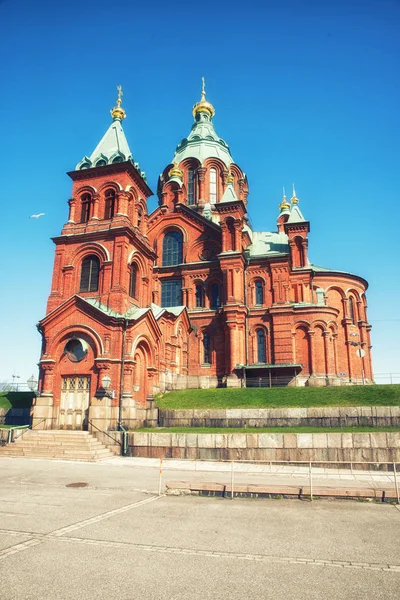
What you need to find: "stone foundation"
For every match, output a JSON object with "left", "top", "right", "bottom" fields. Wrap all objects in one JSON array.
[{"left": 127, "top": 431, "right": 400, "bottom": 466}]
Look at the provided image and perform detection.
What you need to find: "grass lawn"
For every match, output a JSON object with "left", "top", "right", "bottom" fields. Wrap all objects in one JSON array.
[
  {"left": 155, "top": 384, "right": 400, "bottom": 410},
  {"left": 0, "top": 392, "right": 34, "bottom": 411},
  {"left": 135, "top": 426, "right": 400, "bottom": 434}
]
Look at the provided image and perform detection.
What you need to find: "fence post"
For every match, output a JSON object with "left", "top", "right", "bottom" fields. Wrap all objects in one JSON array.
[
  {"left": 309, "top": 461, "right": 313, "bottom": 501},
  {"left": 394, "top": 463, "right": 399, "bottom": 504},
  {"left": 158, "top": 458, "right": 163, "bottom": 496},
  {"left": 231, "top": 461, "right": 234, "bottom": 500}
]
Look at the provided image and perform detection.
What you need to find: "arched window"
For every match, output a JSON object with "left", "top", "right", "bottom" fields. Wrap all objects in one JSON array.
[
  {"left": 104, "top": 189, "right": 115, "bottom": 220},
  {"left": 162, "top": 231, "right": 183, "bottom": 266},
  {"left": 96, "top": 159, "right": 107, "bottom": 167},
  {"left": 129, "top": 264, "right": 138, "bottom": 298},
  {"left": 255, "top": 281, "right": 263, "bottom": 305},
  {"left": 210, "top": 282, "right": 220, "bottom": 309},
  {"left": 112, "top": 155, "right": 123, "bottom": 164},
  {"left": 256, "top": 329, "right": 266, "bottom": 363},
  {"left": 80, "top": 193, "right": 91, "bottom": 223},
  {"left": 188, "top": 168, "right": 195, "bottom": 204},
  {"left": 80, "top": 255, "right": 100, "bottom": 292},
  {"left": 195, "top": 284, "right": 204, "bottom": 308},
  {"left": 161, "top": 279, "right": 182, "bottom": 307},
  {"left": 203, "top": 332, "right": 211, "bottom": 364},
  {"left": 137, "top": 206, "right": 143, "bottom": 228},
  {"left": 209, "top": 168, "right": 217, "bottom": 204},
  {"left": 348, "top": 297, "right": 355, "bottom": 323}
]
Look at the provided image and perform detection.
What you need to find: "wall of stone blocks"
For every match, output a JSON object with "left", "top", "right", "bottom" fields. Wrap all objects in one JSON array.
[
  {"left": 127, "top": 431, "right": 400, "bottom": 466},
  {"left": 159, "top": 406, "right": 400, "bottom": 429}
]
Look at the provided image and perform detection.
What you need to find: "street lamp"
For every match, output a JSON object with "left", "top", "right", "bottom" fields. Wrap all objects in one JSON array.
[
  {"left": 101, "top": 374, "right": 114, "bottom": 398},
  {"left": 27, "top": 375, "right": 38, "bottom": 392}
]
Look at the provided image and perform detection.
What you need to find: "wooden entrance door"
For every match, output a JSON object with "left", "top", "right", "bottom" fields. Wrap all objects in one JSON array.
[{"left": 60, "top": 376, "right": 90, "bottom": 430}]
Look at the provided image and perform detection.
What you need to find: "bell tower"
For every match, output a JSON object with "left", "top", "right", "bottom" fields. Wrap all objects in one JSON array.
[{"left": 47, "top": 87, "right": 156, "bottom": 316}]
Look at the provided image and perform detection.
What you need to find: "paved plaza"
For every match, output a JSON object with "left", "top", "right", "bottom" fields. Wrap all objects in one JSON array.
[{"left": 1, "top": 457, "right": 400, "bottom": 599}]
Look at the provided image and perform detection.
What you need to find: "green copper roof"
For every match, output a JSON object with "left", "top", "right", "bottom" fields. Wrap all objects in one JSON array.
[
  {"left": 248, "top": 231, "right": 290, "bottom": 257},
  {"left": 75, "top": 116, "right": 147, "bottom": 180},
  {"left": 287, "top": 204, "right": 306, "bottom": 223},
  {"left": 174, "top": 111, "right": 233, "bottom": 167},
  {"left": 220, "top": 182, "right": 239, "bottom": 203}
]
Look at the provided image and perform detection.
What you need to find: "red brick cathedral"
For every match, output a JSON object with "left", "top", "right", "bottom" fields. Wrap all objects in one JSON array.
[{"left": 35, "top": 84, "right": 373, "bottom": 430}]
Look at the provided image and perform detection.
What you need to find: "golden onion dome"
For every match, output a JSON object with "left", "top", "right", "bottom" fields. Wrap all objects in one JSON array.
[
  {"left": 110, "top": 85, "right": 126, "bottom": 121},
  {"left": 279, "top": 188, "right": 291, "bottom": 211},
  {"left": 168, "top": 161, "right": 183, "bottom": 180},
  {"left": 192, "top": 77, "right": 215, "bottom": 119}
]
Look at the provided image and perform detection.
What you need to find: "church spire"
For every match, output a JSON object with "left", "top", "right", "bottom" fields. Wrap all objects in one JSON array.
[{"left": 75, "top": 86, "right": 147, "bottom": 178}]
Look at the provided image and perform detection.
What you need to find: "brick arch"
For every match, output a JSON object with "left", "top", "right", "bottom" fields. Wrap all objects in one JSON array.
[
  {"left": 49, "top": 325, "right": 103, "bottom": 359},
  {"left": 75, "top": 184, "right": 97, "bottom": 197},
  {"left": 311, "top": 323, "right": 326, "bottom": 375},
  {"left": 72, "top": 242, "right": 110, "bottom": 265},
  {"left": 345, "top": 288, "right": 361, "bottom": 301},
  {"left": 132, "top": 337, "right": 155, "bottom": 405},
  {"left": 325, "top": 286, "right": 346, "bottom": 318},
  {"left": 293, "top": 323, "right": 311, "bottom": 375},
  {"left": 97, "top": 181, "right": 123, "bottom": 194}
]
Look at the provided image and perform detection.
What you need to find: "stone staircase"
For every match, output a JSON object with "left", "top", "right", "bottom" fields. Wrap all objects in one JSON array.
[{"left": 0, "top": 430, "right": 117, "bottom": 462}]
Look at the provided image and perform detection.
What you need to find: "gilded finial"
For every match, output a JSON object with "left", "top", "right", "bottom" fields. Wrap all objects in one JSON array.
[
  {"left": 110, "top": 85, "right": 126, "bottom": 121},
  {"left": 168, "top": 156, "right": 183, "bottom": 180},
  {"left": 192, "top": 77, "right": 215, "bottom": 119},
  {"left": 291, "top": 183, "right": 299, "bottom": 205},
  {"left": 226, "top": 165, "right": 234, "bottom": 184},
  {"left": 279, "top": 186, "right": 290, "bottom": 211}
]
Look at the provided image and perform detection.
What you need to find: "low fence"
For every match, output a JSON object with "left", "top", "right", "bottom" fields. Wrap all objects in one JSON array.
[{"left": 155, "top": 458, "right": 400, "bottom": 502}]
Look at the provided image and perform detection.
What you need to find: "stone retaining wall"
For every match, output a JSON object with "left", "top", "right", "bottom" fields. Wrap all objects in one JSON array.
[
  {"left": 159, "top": 406, "right": 400, "bottom": 429},
  {"left": 0, "top": 408, "right": 31, "bottom": 426},
  {"left": 128, "top": 431, "right": 400, "bottom": 465}
]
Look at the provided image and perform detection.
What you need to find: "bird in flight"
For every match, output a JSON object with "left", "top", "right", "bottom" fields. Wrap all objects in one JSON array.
[{"left": 30, "top": 213, "right": 45, "bottom": 219}]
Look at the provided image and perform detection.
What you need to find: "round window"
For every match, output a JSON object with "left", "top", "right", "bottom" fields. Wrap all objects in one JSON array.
[{"left": 65, "top": 338, "right": 87, "bottom": 362}]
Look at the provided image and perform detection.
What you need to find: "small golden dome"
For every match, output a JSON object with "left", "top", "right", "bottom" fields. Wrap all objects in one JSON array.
[
  {"left": 279, "top": 188, "right": 290, "bottom": 211},
  {"left": 192, "top": 77, "right": 215, "bottom": 119},
  {"left": 168, "top": 162, "right": 183, "bottom": 180},
  {"left": 110, "top": 85, "right": 126, "bottom": 121}
]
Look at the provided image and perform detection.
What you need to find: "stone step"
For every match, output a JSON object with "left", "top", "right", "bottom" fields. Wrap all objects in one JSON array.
[
  {"left": 0, "top": 430, "right": 116, "bottom": 462},
  {"left": 13, "top": 440, "right": 106, "bottom": 448},
  {"left": 26, "top": 429, "right": 92, "bottom": 436},
  {"left": 0, "top": 448, "right": 113, "bottom": 459}
]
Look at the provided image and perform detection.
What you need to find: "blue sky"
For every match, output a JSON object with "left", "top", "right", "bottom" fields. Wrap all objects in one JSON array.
[{"left": 0, "top": 0, "right": 399, "bottom": 384}]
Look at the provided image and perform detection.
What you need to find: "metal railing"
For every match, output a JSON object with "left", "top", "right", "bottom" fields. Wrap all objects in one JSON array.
[
  {"left": 155, "top": 458, "right": 400, "bottom": 503},
  {"left": 88, "top": 420, "right": 123, "bottom": 450},
  {"left": 6, "top": 425, "right": 30, "bottom": 444}
]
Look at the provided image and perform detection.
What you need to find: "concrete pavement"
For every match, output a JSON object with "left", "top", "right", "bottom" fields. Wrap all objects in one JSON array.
[{"left": 1, "top": 456, "right": 400, "bottom": 599}]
